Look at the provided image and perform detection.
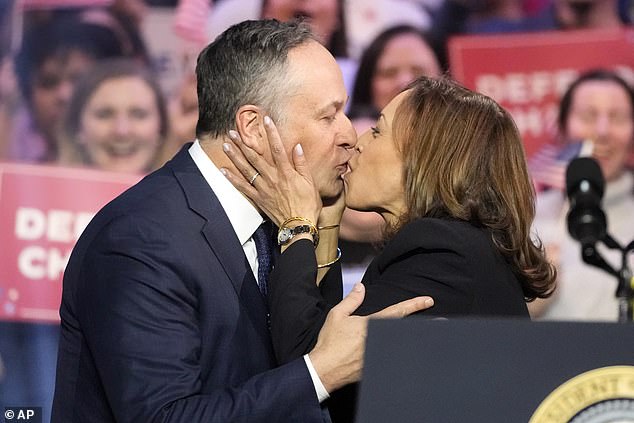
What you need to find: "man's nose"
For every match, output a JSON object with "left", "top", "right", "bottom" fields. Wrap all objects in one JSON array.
[{"left": 338, "top": 115, "right": 358, "bottom": 149}]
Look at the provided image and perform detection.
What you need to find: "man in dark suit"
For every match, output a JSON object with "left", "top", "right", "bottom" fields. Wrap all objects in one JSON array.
[{"left": 51, "top": 19, "right": 432, "bottom": 422}]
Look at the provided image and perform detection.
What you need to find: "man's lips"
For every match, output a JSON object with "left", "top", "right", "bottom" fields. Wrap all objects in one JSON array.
[
  {"left": 336, "top": 151, "right": 353, "bottom": 175},
  {"left": 341, "top": 163, "right": 353, "bottom": 179}
]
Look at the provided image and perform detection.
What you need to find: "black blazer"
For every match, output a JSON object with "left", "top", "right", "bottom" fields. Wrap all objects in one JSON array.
[
  {"left": 269, "top": 218, "right": 529, "bottom": 422},
  {"left": 51, "top": 145, "right": 328, "bottom": 423},
  {"left": 356, "top": 218, "right": 529, "bottom": 317}
]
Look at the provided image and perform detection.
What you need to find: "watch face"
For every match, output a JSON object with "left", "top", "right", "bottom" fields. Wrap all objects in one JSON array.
[{"left": 277, "top": 227, "right": 293, "bottom": 245}]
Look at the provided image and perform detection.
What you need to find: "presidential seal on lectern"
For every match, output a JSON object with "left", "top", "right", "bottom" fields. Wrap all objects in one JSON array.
[{"left": 530, "top": 366, "right": 634, "bottom": 423}]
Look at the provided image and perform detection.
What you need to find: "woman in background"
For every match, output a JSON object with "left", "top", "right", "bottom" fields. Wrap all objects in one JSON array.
[
  {"left": 531, "top": 69, "right": 634, "bottom": 321},
  {"left": 5, "top": 11, "right": 136, "bottom": 164},
  {"left": 60, "top": 58, "right": 168, "bottom": 174},
  {"left": 349, "top": 24, "right": 442, "bottom": 118}
]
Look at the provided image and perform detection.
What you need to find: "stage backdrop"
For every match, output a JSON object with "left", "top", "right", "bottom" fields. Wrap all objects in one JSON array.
[
  {"left": 449, "top": 28, "right": 634, "bottom": 165},
  {"left": 0, "top": 163, "right": 139, "bottom": 323}
]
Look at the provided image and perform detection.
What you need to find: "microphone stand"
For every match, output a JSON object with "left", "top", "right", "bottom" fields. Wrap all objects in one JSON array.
[{"left": 581, "top": 234, "right": 634, "bottom": 322}]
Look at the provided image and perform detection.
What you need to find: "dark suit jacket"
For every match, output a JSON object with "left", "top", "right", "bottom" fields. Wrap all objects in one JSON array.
[
  {"left": 51, "top": 145, "right": 328, "bottom": 423},
  {"left": 269, "top": 218, "right": 529, "bottom": 422},
  {"left": 356, "top": 218, "right": 529, "bottom": 317}
]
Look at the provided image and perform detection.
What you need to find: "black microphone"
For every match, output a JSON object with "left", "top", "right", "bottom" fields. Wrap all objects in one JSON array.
[{"left": 565, "top": 157, "right": 607, "bottom": 246}]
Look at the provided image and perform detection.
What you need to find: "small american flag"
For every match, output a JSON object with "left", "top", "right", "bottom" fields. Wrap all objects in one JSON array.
[{"left": 528, "top": 139, "right": 594, "bottom": 191}]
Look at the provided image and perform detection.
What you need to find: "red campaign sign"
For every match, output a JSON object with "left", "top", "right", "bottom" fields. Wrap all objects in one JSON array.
[
  {"left": 448, "top": 28, "right": 634, "bottom": 159},
  {"left": 0, "top": 163, "right": 139, "bottom": 323}
]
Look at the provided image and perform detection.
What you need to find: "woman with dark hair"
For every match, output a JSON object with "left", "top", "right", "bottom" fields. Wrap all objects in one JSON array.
[
  {"left": 60, "top": 58, "right": 168, "bottom": 174},
  {"left": 345, "top": 76, "right": 555, "bottom": 315},
  {"left": 223, "top": 75, "right": 557, "bottom": 419},
  {"left": 262, "top": 0, "right": 348, "bottom": 58},
  {"left": 235, "top": 75, "right": 555, "bottom": 320},
  {"left": 531, "top": 69, "right": 634, "bottom": 321},
  {"left": 6, "top": 10, "right": 143, "bottom": 163},
  {"left": 350, "top": 24, "right": 442, "bottom": 118}
]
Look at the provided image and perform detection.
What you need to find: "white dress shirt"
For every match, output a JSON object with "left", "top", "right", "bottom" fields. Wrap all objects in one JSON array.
[{"left": 188, "top": 140, "right": 329, "bottom": 402}]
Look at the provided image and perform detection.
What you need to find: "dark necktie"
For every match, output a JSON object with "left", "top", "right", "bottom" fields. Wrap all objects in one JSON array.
[{"left": 252, "top": 221, "right": 275, "bottom": 296}]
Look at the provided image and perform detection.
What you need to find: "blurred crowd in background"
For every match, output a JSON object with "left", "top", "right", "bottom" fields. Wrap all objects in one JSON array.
[
  {"left": 0, "top": 0, "right": 633, "bottom": 420},
  {"left": 1, "top": 0, "right": 632, "bottom": 173}
]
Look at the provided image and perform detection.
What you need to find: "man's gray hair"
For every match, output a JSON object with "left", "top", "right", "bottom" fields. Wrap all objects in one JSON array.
[{"left": 195, "top": 19, "right": 317, "bottom": 138}]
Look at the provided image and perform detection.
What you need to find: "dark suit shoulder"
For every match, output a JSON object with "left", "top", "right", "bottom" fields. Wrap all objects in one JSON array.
[
  {"left": 359, "top": 218, "right": 528, "bottom": 317},
  {"left": 376, "top": 218, "right": 487, "bottom": 268},
  {"left": 78, "top": 149, "right": 204, "bottom": 247}
]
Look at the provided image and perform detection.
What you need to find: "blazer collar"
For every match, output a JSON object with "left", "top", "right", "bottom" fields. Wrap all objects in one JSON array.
[{"left": 167, "top": 145, "right": 271, "bottom": 340}]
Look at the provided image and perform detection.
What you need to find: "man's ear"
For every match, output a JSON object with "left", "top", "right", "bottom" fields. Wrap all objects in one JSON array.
[{"left": 235, "top": 105, "right": 266, "bottom": 154}]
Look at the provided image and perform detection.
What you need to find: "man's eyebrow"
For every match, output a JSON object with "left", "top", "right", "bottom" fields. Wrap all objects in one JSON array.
[{"left": 315, "top": 99, "right": 346, "bottom": 116}]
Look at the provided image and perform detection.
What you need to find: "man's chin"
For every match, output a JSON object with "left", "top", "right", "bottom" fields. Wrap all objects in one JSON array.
[{"left": 319, "top": 182, "right": 344, "bottom": 206}]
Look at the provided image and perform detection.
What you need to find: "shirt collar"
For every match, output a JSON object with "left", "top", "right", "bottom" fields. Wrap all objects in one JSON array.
[{"left": 188, "top": 140, "right": 263, "bottom": 244}]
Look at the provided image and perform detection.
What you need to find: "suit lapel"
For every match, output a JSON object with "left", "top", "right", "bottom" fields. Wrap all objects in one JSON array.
[{"left": 167, "top": 145, "right": 271, "bottom": 341}]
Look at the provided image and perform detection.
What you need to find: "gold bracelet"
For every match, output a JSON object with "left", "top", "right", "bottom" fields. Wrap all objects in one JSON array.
[
  {"left": 279, "top": 216, "right": 319, "bottom": 246},
  {"left": 281, "top": 216, "right": 316, "bottom": 228},
  {"left": 317, "top": 248, "right": 342, "bottom": 268},
  {"left": 317, "top": 224, "right": 340, "bottom": 230}
]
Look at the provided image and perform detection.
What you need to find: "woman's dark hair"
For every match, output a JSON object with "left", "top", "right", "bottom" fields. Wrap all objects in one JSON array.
[
  {"left": 14, "top": 12, "right": 130, "bottom": 104},
  {"left": 260, "top": 0, "right": 348, "bottom": 57},
  {"left": 326, "top": 0, "right": 348, "bottom": 58},
  {"left": 350, "top": 24, "right": 437, "bottom": 115}
]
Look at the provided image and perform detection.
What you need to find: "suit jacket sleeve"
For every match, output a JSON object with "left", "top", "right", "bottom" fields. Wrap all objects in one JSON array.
[
  {"left": 268, "top": 239, "right": 342, "bottom": 364},
  {"left": 76, "top": 215, "right": 324, "bottom": 423}
]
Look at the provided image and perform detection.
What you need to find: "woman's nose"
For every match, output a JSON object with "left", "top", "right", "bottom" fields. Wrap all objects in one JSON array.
[
  {"left": 594, "top": 114, "right": 610, "bottom": 138},
  {"left": 114, "top": 116, "right": 131, "bottom": 135}
]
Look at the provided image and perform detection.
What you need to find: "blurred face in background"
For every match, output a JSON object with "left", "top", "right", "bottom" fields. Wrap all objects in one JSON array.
[
  {"left": 263, "top": 0, "right": 339, "bottom": 46},
  {"left": 31, "top": 50, "right": 94, "bottom": 141},
  {"left": 564, "top": 79, "right": 634, "bottom": 182},
  {"left": 78, "top": 76, "right": 162, "bottom": 173},
  {"left": 111, "top": 0, "right": 148, "bottom": 26},
  {"left": 554, "top": 0, "right": 621, "bottom": 28},
  {"left": 371, "top": 33, "right": 441, "bottom": 111}
]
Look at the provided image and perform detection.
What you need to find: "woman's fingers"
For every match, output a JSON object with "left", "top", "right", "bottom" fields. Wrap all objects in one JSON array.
[
  {"left": 263, "top": 116, "right": 294, "bottom": 173},
  {"left": 226, "top": 130, "right": 272, "bottom": 180},
  {"left": 264, "top": 116, "right": 315, "bottom": 186},
  {"left": 292, "top": 143, "right": 313, "bottom": 181},
  {"left": 221, "top": 141, "right": 263, "bottom": 200},
  {"left": 222, "top": 139, "right": 261, "bottom": 185},
  {"left": 370, "top": 296, "right": 435, "bottom": 319},
  {"left": 221, "top": 116, "right": 322, "bottom": 225},
  {"left": 220, "top": 166, "right": 259, "bottom": 200}
]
